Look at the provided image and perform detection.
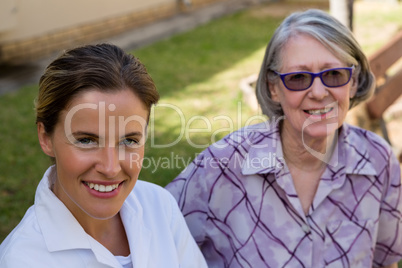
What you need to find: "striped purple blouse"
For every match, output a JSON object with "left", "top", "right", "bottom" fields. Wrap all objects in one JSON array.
[{"left": 166, "top": 121, "right": 402, "bottom": 267}]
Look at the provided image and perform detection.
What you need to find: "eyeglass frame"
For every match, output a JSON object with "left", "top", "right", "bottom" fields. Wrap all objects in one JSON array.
[{"left": 273, "top": 65, "right": 355, "bottom": 91}]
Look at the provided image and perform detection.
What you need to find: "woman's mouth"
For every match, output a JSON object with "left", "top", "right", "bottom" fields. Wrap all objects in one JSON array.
[
  {"left": 83, "top": 182, "right": 121, "bottom": 193},
  {"left": 304, "top": 107, "right": 334, "bottom": 116}
]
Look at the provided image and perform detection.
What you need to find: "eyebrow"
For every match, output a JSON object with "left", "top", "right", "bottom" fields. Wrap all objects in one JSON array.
[
  {"left": 71, "top": 131, "right": 143, "bottom": 139},
  {"left": 287, "top": 63, "right": 343, "bottom": 71},
  {"left": 71, "top": 131, "right": 99, "bottom": 138},
  {"left": 124, "top": 132, "right": 143, "bottom": 139}
]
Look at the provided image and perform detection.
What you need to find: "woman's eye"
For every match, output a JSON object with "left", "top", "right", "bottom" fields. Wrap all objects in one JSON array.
[
  {"left": 289, "top": 73, "right": 307, "bottom": 81},
  {"left": 326, "top": 70, "right": 342, "bottom": 77},
  {"left": 75, "top": 137, "right": 97, "bottom": 147},
  {"left": 121, "top": 138, "right": 139, "bottom": 147}
]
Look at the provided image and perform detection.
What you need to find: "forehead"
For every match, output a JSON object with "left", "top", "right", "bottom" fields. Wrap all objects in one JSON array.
[
  {"left": 279, "top": 34, "right": 344, "bottom": 70},
  {"left": 60, "top": 89, "right": 149, "bottom": 127},
  {"left": 68, "top": 88, "right": 137, "bottom": 104}
]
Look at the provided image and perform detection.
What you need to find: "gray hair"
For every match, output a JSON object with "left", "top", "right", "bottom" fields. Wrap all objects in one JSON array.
[{"left": 256, "top": 9, "right": 375, "bottom": 118}]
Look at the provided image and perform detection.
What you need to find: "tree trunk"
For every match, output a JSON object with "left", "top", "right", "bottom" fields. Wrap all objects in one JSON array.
[{"left": 330, "top": 0, "right": 354, "bottom": 31}]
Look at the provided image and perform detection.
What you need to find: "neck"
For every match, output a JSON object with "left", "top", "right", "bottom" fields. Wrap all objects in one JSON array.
[
  {"left": 78, "top": 212, "right": 120, "bottom": 239},
  {"left": 280, "top": 123, "right": 336, "bottom": 171},
  {"left": 52, "top": 181, "right": 130, "bottom": 256},
  {"left": 79, "top": 212, "right": 130, "bottom": 256}
]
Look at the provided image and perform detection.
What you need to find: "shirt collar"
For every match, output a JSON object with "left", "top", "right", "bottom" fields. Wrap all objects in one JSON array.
[
  {"left": 241, "top": 122, "right": 377, "bottom": 176},
  {"left": 35, "top": 166, "right": 91, "bottom": 252},
  {"left": 35, "top": 166, "right": 152, "bottom": 267},
  {"left": 240, "top": 120, "right": 286, "bottom": 175},
  {"left": 120, "top": 188, "right": 152, "bottom": 268},
  {"left": 340, "top": 123, "right": 377, "bottom": 175}
]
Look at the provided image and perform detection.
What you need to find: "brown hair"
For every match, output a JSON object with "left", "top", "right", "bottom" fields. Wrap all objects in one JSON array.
[{"left": 36, "top": 43, "right": 159, "bottom": 134}]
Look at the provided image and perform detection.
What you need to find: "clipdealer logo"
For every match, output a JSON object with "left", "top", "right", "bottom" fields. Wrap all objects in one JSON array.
[{"left": 63, "top": 100, "right": 341, "bottom": 165}]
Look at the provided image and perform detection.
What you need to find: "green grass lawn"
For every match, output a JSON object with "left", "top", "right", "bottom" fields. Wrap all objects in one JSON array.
[
  {"left": 134, "top": 10, "right": 279, "bottom": 185},
  {"left": 0, "top": 2, "right": 401, "bottom": 266},
  {"left": 0, "top": 2, "right": 278, "bottom": 242}
]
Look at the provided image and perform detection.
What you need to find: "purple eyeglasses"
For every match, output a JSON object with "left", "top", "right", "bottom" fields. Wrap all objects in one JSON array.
[{"left": 273, "top": 65, "right": 355, "bottom": 91}]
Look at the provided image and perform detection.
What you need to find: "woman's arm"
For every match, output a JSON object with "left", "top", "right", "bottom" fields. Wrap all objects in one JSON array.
[
  {"left": 168, "top": 191, "right": 208, "bottom": 268},
  {"left": 372, "top": 137, "right": 402, "bottom": 267}
]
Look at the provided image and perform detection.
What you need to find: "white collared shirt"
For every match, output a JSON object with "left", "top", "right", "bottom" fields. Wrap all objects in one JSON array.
[{"left": 0, "top": 166, "right": 207, "bottom": 268}]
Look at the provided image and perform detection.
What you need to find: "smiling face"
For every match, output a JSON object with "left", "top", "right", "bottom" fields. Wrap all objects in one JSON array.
[
  {"left": 38, "top": 89, "right": 149, "bottom": 221},
  {"left": 269, "top": 34, "right": 357, "bottom": 141}
]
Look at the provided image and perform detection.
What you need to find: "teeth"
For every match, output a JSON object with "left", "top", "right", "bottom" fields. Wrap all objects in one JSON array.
[
  {"left": 85, "top": 182, "right": 120, "bottom": 193},
  {"left": 307, "top": 107, "right": 332, "bottom": 115}
]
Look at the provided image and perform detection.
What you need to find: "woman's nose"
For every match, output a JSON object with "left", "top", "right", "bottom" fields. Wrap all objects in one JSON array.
[
  {"left": 96, "top": 146, "right": 122, "bottom": 178},
  {"left": 308, "top": 77, "right": 329, "bottom": 100}
]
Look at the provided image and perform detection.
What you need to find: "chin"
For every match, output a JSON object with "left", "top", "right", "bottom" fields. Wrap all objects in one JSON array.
[
  {"left": 84, "top": 206, "right": 121, "bottom": 220},
  {"left": 301, "top": 123, "right": 339, "bottom": 140}
]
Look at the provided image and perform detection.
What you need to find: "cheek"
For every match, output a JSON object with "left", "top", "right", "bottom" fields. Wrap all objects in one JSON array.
[
  {"left": 280, "top": 91, "right": 305, "bottom": 110},
  {"left": 55, "top": 145, "right": 86, "bottom": 163},
  {"left": 55, "top": 150, "right": 92, "bottom": 176},
  {"left": 334, "top": 90, "right": 351, "bottom": 108},
  {"left": 123, "top": 147, "right": 145, "bottom": 172}
]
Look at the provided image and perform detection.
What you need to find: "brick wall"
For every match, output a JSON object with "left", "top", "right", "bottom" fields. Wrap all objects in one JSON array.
[{"left": 0, "top": 0, "right": 227, "bottom": 63}]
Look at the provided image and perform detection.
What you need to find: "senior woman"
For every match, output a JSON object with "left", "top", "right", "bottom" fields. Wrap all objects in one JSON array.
[
  {"left": 166, "top": 9, "right": 402, "bottom": 268},
  {"left": 0, "top": 44, "right": 207, "bottom": 267}
]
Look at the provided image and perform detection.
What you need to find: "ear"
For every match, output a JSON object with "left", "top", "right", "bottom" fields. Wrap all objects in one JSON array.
[
  {"left": 349, "top": 75, "right": 358, "bottom": 98},
  {"left": 37, "top": 122, "right": 55, "bottom": 157},
  {"left": 268, "top": 81, "right": 280, "bottom": 102}
]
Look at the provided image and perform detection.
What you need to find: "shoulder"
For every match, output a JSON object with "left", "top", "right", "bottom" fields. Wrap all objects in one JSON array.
[
  {"left": 341, "top": 123, "right": 400, "bottom": 181},
  {"left": 129, "top": 180, "right": 184, "bottom": 229},
  {"left": 0, "top": 207, "right": 47, "bottom": 266},
  {"left": 342, "top": 123, "right": 393, "bottom": 157},
  {"left": 132, "top": 180, "right": 173, "bottom": 200},
  {"left": 200, "top": 120, "right": 277, "bottom": 157},
  {"left": 220, "top": 120, "right": 275, "bottom": 144},
  {"left": 131, "top": 180, "right": 177, "bottom": 211}
]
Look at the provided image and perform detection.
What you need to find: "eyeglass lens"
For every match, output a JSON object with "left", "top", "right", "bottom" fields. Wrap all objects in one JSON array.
[{"left": 283, "top": 69, "right": 351, "bottom": 91}]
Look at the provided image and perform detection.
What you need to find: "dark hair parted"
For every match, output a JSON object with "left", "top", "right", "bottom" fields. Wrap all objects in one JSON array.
[
  {"left": 256, "top": 9, "right": 375, "bottom": 118},
  {"left": 36, "top": 43, "right": 159, "bottom": 134}
]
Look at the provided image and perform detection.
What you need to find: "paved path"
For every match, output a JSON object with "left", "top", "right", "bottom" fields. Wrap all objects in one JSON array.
[{"left": 0, "top": 0, "right": 254, "bottom": 95}]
